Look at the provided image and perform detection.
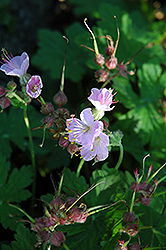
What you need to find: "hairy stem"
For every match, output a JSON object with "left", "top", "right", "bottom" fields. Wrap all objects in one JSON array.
[
  {"left": 23, "top": 109, "right": 36, "bottom": 206},
  {"left": 115, "top": 144, "right": 124, "bottom": 170},
  {"left": 76, "top": 158, "right": 85, "bottom": 178}
]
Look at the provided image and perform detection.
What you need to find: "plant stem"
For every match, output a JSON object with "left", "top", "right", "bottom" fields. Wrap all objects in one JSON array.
[
  {"left": 115, "top": 144, "right": 124, "bottom": 170},
  {"left": 76, "top": 158, "right": 85, "bottom": 178},
  {"left": 130, "top": 191, "right": 136, "bottom": 213},
  {"left": 23, "top": 109, "right": 36, "bottom": 206},
  {"left": 63, "top": 243, "right": 71, "bottom": 250}
]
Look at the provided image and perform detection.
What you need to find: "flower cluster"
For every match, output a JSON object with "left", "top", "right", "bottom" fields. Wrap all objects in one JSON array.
[
  {"left": 31, "top": 194, "right": 89, "bottom": 247},
  {"left": 131, "top": 165, "right": 158, "bottom": 206},
  {"left": 93, "top": 35, "right": 135, "bottom": 82},
  {"left": 65, "top": 87, "right": 116, "bottom": 162},
  {"left": 0, "top": 51, "right": 43, "bottom": 110},
  {"left": 83, "top": 19, "right": 134, "bottom": 84}
]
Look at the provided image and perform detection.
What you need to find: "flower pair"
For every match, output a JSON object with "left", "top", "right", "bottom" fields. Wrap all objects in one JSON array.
[{"left": 66, "top": 87, "right": 116, "bottom": 161}]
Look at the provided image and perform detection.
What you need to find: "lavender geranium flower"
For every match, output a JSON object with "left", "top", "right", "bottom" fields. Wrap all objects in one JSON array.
[
  {"left": 80, "top": 132, "right": 109, "bottom": 161},
  {"left": 66, "top": 108, "right": 103, "bottom": 150},
  {"left": 0, "top": 51, "right": 29, "bottom": 78},
  {"left": 26, "top": 75, "right": 43, "bottom": 98},
  {"left": 88, "top": 87, "right": 116, "bottom": 112}
]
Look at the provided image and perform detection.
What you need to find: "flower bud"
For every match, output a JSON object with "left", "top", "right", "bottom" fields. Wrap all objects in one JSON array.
[
  {"left": 68, "top": 207, "right": 88, "bottom": 223},
  {"left": 50, "top": 196, "right": 64, "bottom": 211},
  {"left": 102, "top": 119, "right": 109, "bottom": 129},
  {"left": 105, "top": 56, "right": 118, "bottom": 69},
  {"left": 40, "top": 102, "right": 54, "bottom": 115},
  {"left": 95, "top": 69, "right": 109, "bottom": 82},
  {"left": 0, "top": 86, "right": 6, "bottom": 97},
  {"left": 59, "top": 135, "right": 69, "bottom": 148},
  {"left": 0, "top": 96, "right": 10, "bottom": 109},
  {"left": 42, "top": 116, "right": 54, "bottom": 128},
  {"left": 129, "top": 243, "right": 141, "bottom": 250},
  {"left": 139, "top": 195, "right": 151, "bottom": 206},
  {"left": 126, "top": 223, "right": 139, "bottom": 237},
  {"left": 94, "top": 53, "right": 105, "bottom": 67},
  {"left": 50, "top": 231, "right": 66, "bottom": 247},
  {"left": 115, "top": 240, "right": 128, "bottom": 250},
  {"left": 123, "top": 211, "right": 135, "bottom": 223},
  {"left": 7, "top": 81, "right": 17, "bottom": 91},
  {"left": 42, "top": 214, "right": 58, "bottom": 228},
  {"left": 105, "top": 45, "right": 114, "bottom": 56},
  {"left": 67, "top": 143, "right": 79, "bottom": 155},
  {"left": 53, "top": 90, "right": 67, "bottom": 107}
]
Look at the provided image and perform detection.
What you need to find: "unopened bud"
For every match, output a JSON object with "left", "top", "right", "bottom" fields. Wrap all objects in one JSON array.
[
  {"left": 7, "top": 81, "right": 17, "bottom": 91},
  {"left": 102, "top": 119, "right": 109, "bottom": 129},
  {"left": 123, "top": 211, "right": 135, "bottom": 223},
  {"left": 129, "top": 243, "right": 141, "bottom": 250},
  {"left": 41, "top": 102, "right": 54, "bottom": 115},
  {"left": 50, "top": 231, "right": 66, "bottom": 247},
  {"left": 126, "top": 223, "right": 139, "bottom": 237},
  {"left": 68, "top": 207, "right": 88, "bottom": 223},
  {"left": 50, "top": 196, "right": 64, "bottom": 211},
  {"left": 94, "top": 54, "right": 105, "bottom": 67},
  {"left": 67, "top": 143, "right": 79, "bottom": 155},
  {"left": 42, "top": 116, "right": 54, "bottom": 128},
  {"left": 0, "top": 96, "right": 10, "bottom": 109},
  {"left": 105, "top": 56, "right": 118, "bottom": 69},
  {"left": 59, "top": 135, "right": 69, "bottom": 148},
  {"left": 0, "top": 86, "right": 6, "bottom": 97},
  {"left": 95, "top": 69, "right": 109, "bottom": 82},
  {"left": 115, "top": 240, "right": 128, "bottom": 250},
  {"left": 53, "top": 90, "right": 67, "bottom": 107}
]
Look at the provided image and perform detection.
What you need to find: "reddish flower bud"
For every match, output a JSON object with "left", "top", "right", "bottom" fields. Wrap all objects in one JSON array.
[
  {"left": 50, "top": 196, "right": 64, "bottom": 211},
  {"left": 40, "top": 102, "right": 54, "bottom": 115},
  {"left": 139, "top": 195, "right": 151, "bottom": 206},
  {"left": 65, "top": 197, "right": 77, "bottom": 207},
  {"left": 42, "top": 116, "right": 54, "bottom": 128},
  {"left": 126, "top": 223, "right": 139, "bottom": 237},
  {"left": 95, "top": 69, "right": 109, "bottom": 82},
  {"left": 31, "top": 217, "right": 45, "bottom": 232},
  {"left": 94, "top": 53, "right": 105, "bottom": 67},
  {"left": 53, "top": 90, "right": 67, "bottom": 107},
  {"left": 105, "top": 56, "right": 118, "bottom": 69},
  {"left": 129, "top": 243, "right": 141, "bottom": 250},
  {"left": 68, "top": 207, "right": 88, "bottom": 223},
  {"left": 123, "top": 211, "right": 135, "bottom": 223},
  {"left": 102, "top": 119, "right": 109, "bottom": 129},
  {"left": 42, "top": 214, "right": 58, "bottom": 228},
  {"left": 0, "top": 86, "right": 6, "bottom": 97},
  {"left": 50, "top": 231, "right": 66, "bottom": 247},
  {"left": 7, "top": 81, "right": 17, "bottom": 91},
  {"left": 59, "top": 135, "right": 69, "bottom": 148},
  {"left": 67, "top": 143, "right": 79, "bottom": 155},
  {"left": 115, "top": 240, "right": 128, "bottom": 250},
  {"left": 0, "top": 96, "right": 10, "bottom": 109}
]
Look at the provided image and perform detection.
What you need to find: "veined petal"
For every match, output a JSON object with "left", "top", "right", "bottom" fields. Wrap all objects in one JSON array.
[{"left": 80, "top": 108, "right": 94, "bottom": 125}]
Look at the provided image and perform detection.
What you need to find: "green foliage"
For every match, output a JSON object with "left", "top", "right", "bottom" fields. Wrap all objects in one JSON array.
[
  {"left": 32, "top": 23, "right": 91, "bottom": 83},
  {"left": 1, "top": 224, "right": 36, "bottom": 250},
  {"left": 0, "top": 155, "right": 33, "bottom": 230}
]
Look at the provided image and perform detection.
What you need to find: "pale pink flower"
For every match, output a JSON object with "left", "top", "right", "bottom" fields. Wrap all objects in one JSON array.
[
  {"left": 0, "top": 51, "right": 29, "bottom": 78},
  {"left": 88, "top": 88, "right": 116, "bottom": 112},
  {"left": 66, "top": 108, "right": 103, "bottom": 150},
  {"left": 26, "top": 75, "right": 43, "bottom": 98},
  {"left": 80, "top": 132, "right": 109, "bottom": 161}
]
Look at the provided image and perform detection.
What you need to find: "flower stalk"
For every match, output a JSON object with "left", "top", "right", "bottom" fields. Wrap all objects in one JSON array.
[{"left": 23, "top": 108, "right": 36, "bottom": 204}]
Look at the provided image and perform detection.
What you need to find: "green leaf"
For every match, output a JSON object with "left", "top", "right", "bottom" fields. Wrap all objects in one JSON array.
[
  {"left": 0, "top": 155, "right": 33, "bottom": 230},
  {"left": 1, "top": 224, "right": 36, "bottom": 250},
  {"left": 32, "top": 23, "right": 90, "bottom": 83}
]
